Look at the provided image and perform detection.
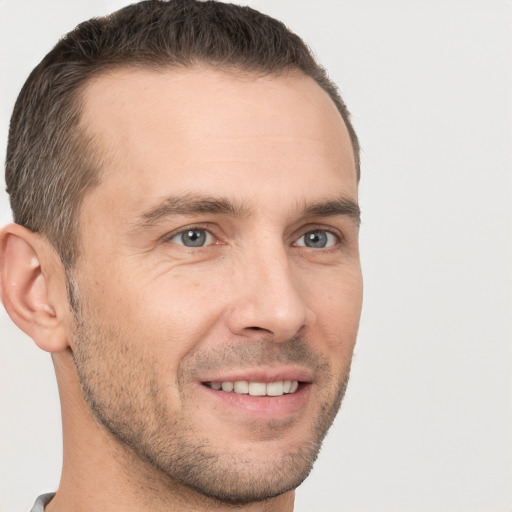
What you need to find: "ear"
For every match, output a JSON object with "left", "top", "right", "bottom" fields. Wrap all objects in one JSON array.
[{"left": 0, "top": 223, "right": 71, "bottom": 352}]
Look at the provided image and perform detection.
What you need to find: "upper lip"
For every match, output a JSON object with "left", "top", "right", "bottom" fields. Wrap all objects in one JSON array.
[{"left": 199, "top": 367, "right": 314, "bottom": 384}]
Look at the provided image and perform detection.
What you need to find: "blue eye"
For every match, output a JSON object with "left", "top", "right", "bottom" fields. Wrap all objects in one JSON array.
[
  {"left": 296, "top": 230, "right": 337, "bottom": 249},
  {"left": 169, "top": 229, "right": 213, "bottom": 247}
]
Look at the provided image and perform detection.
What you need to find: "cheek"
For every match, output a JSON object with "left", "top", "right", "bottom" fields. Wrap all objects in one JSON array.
[
  {"left": 99, "top": 270, "right": 228, "bottom": 366},
  {"left": 307, "top": 268, "right": 363, "bottom": 356}
]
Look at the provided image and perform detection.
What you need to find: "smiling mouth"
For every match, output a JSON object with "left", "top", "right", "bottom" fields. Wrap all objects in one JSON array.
[{"left": 203, "top": 380, "right": 300, "bottom": 397}]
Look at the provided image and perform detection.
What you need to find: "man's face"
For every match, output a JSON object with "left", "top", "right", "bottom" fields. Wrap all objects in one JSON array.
[{"left": 69, "top": 67, "right": 362, "bottom": 504}]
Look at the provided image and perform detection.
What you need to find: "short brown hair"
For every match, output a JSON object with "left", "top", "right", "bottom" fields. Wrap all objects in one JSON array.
[{"left": 5, "top": 0, "right": 360, "bottom": 268}]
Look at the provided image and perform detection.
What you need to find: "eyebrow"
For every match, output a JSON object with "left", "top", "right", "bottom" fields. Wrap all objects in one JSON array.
[
  {"left": 301, "top": 198, "right": 361, "bottom": 225},
  {"left": 135, "top": 194, "right": 253, "bottom": 227},
  {"left": 133, "top": 193, "right": 360, "bottom": 229}
]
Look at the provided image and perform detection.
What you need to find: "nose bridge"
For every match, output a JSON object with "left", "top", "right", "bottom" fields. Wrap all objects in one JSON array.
[{"left": 227, "top": 234, "right": 314, "bottom": 340}]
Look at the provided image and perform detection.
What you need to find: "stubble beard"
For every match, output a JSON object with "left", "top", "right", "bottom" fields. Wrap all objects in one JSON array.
[{"left": 67, "top": 279, "right": 351, "bottom": 506}]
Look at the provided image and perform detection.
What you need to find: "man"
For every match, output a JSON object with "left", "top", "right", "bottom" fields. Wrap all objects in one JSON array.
[{"left": 0, "top": 1, "right": 362, "bottom": 510}]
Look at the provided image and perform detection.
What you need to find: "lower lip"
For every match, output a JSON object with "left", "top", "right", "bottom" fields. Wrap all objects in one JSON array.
[{"left": 200, "top": 383, "right": 311, "bottom": 419}]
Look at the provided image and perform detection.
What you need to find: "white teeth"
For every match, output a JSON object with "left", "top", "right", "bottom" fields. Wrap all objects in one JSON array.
[
  {"left": 266, "top": 381, "right": 284, "bottom": 396},
  {"left": 221, "top": 381, "right": 234, "bottom": 392},
  {"left": 208, "top": 380, "right": 300, "bottom": 396},
  {"left": 234, "top": 381, "right": 249, "bottom": 394},
  {"left": 249, "top": 382, "right": 267, "bottom": 396}
]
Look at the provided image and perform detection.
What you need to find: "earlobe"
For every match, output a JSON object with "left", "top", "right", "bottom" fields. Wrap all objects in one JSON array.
[{"left": 0, "top": 223, "right": 70, "bottom": 353}]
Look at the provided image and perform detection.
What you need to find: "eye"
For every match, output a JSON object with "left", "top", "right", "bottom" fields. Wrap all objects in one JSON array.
[
  {"left": 295, "top": 230, "right": 338, "bottom": 249},
  {"left": 168, "top": 228, "right": 214, "bottom": 247}
]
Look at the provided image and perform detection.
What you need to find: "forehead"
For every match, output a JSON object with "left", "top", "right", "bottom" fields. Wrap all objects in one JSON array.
[{"left": 79, "top": 66, "right": 357, "bottom": 218}]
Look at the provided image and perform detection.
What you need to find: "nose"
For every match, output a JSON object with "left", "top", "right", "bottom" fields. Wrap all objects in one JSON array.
[{"left": 225, "top": 244, "right": 316, "bottom": 342}]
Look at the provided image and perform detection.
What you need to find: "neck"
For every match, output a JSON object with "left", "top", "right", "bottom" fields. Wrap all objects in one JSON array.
[{"left": 47, "top": 351, "right": 295, "bottom": 512}]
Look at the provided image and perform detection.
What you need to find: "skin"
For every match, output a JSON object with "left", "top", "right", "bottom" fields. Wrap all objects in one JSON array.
[{"left": 0, "top": 67, "right": 362, "bottom": 512}]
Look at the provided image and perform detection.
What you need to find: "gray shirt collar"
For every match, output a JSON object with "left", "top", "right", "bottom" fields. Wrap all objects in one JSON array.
[{"left": 30, "top": 493, "right": 55, "bottom": 512}]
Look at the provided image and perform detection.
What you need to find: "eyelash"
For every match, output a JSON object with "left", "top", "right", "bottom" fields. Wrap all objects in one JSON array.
[
  {"left": 164, "top": 224, "right": 218, "bottom": 247},
  {"left": 294, "top": 230, "right": 340, "bottom": 249}
]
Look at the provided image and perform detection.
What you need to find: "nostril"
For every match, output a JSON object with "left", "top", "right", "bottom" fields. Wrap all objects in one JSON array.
[{"left": 248, "top": 326, "right": 272, "bottom": 332}]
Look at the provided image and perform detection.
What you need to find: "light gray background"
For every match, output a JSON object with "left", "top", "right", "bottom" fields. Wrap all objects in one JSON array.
[{"left": 1, "top": 1, "right": 511, "bottom": 511}]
